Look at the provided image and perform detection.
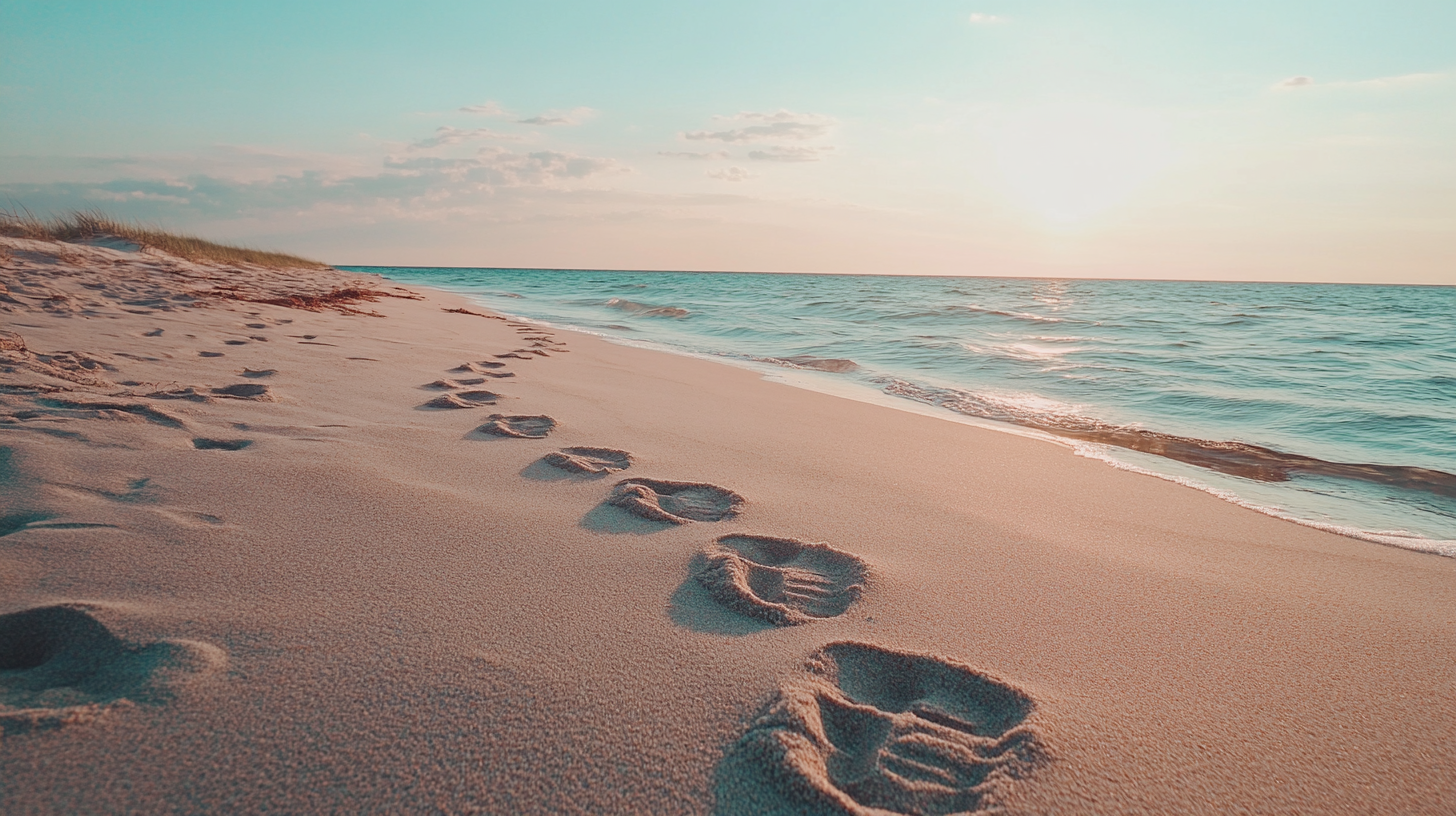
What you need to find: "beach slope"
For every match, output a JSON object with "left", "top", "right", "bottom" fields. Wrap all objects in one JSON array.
[{"left": 1, "top": 237, "right": 1452, "bottom": 814}]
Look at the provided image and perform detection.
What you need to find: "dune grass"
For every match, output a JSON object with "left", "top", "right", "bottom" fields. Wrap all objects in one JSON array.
[{"left": 0, "top": 208, "right": 328, "bottom": 269}]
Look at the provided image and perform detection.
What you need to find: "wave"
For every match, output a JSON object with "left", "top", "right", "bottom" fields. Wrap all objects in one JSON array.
[
  {"left": 604, "top": 298, "right": 689, "bottom": 318},
  {"left": 960, "top": 303, "right": 1063, "bottom": 323},
  {"left": 753, "top": 355, "right": 860, "bottom": 374},
  {"left": 879, "top": 378, "right": 1456, "bottom": 500}
]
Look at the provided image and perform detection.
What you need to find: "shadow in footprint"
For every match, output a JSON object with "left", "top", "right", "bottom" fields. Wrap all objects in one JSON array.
[
  {"left": 1, "top": 512, "right": 54, "bottom": 538},
  {"left": 579, "top": 502, "right": 676, "bottom": 535},
  {"left": 1, "top": 512, "right": 118, "bottom": 537},
  {"left": 240, "top": 369, "right": 276, "bottom": 379},
  {"left": 0, "top": 605, "right": 225, "bottom": 735},
  {"left": 668, "top": 571, "right": 777, "bottom": 636},
  {"left": 212, "top": 383, "right": 272, "bottom": 400},
  {"left": 714, "top": 642, "right": 1045, "bottom": 816},
  {"left": 192, "top": 438, "right": 253, "bottom": 451}
]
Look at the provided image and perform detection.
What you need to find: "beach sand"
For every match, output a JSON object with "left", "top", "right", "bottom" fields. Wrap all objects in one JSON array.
[{"left": 2, "top": 237, "right": 1453, "bottom": 814}]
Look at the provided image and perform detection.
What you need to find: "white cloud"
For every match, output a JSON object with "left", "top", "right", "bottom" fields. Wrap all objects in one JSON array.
[
  {"left": 707, "top": 166, "right": 752, "bottom": 182},
  {"left": 459, "top": 101, "right": 512, "bottom": 116},
  {"left": 968, "top": 13, "right": 1006, "bottom": 24},
  {"left": 748, "top": 145, "right": 836, "bottom": 162},
  {"left": 411, "top": 126, "right": 523, "bottom": 149},
  {"left": 516, "top": 107, "right": 597, "bottom": 126},
  {"left": 684, "top": 111, "right": 835, "bottom": 143},
  {"left": 658, "top": 150, "right": 730, "bottom": 160}
]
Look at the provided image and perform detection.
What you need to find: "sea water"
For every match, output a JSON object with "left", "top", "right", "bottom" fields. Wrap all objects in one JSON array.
[{"left": 348, "top": 267, "right": 1456, "bottom": 556}]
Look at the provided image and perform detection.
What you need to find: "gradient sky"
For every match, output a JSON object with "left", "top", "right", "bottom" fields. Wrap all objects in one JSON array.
[{"left": 2, "top": 1, "right": 1453, "bottom": 282}]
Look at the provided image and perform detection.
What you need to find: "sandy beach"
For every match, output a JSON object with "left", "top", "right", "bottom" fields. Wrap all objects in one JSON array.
[{"left": 2, "top": 237, "right": 1453, "bottom": 814}]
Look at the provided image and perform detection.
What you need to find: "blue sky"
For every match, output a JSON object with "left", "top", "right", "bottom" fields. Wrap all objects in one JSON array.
[{"left": 2, "top": 1, "right": 1453, "bottom": 282}]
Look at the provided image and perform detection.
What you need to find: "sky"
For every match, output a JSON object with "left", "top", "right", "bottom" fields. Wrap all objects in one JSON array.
[{"left": 2, "top": 1, "right": 1453, "bottom": 283}]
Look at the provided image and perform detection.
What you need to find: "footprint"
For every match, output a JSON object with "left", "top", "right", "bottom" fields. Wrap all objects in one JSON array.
[
  {"left": 423, "top": 390, "right": 501, "bottom": 409},
  {"left": 198, "top": 351, "right": 224, "bottom": 358},
  {"left": 0, "top": 604, "right": 226, "bottom": 736},
  {"left": 542, "top": 447, "right": 632, "bottom": 474},
  {"left": 494, "top": 352, "right": 536, "bottom": 361},
  {"left": 477, "top": 414, "right": 556, "bottom": 439},
  {"left": 608, "top": 478, "right": 744, "bottom": 524},
  {"left": 423, "top": 377, "right": 486, "bottom": 390},
  {"left": 716, "top": 642, "right": 1044, "bottom": 816},
  {"left": 694, "top": 535, "right": 868, "bottom": 625},
  {"left": 211, "top": 383, "right": 272, "bottom": 400},
  {"left": 240, "top": 368, "right": 277, "bottom": 378},
  {"left": 453, "top": 361, "right": 507, "bottom": 373},
  {"left": 0, "top": 512, "right": 118, "bottom": 537},
  {"left": 192, "top": 438, "right": 253, "bottom": 451},
  {"left": 143, "top": 329, "right": 163, "bottom": 337},
  {"left": 36, "top": 398, "right": 185, "bottom": 428},
  {"left": 222, "top": 340, "right": 248, "bottom": 346}
]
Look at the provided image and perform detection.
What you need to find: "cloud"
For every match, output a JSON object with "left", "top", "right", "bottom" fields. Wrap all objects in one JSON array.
[
  {"left": 1273, "top": 76, "right": 1316, "bottom": 89},
  {"left": 684, "top": 111, "right": 835, "bottom": 143},
  {"left": 968, "top": 13, "right": 1006, "bottom": 24},
  {"left": 707, "top": 167, "right": 752, "bottom": 182},
  {"left": 658, "top": 150, "right": 730, "bottom": 160},
  {"left": 388, "top": 147, "right": 628, "bottom": 185},
  {"left": 459, "top": 100, "right": 512, "bottom": 116},
  {"left": 411, "top": 126, "right": 523, "bottom": 149},
  {"left": 747, "top": 146, "right": 835, "bottom": 162},
  {"left": 1273, "top": 72, "right": 1442, "bottom": 91},
  {"left": 516, "top": 107, "right": 597, "bottom": 126},
  {"left": 0, "top": 145, "right": 632, "bottom": 229}
]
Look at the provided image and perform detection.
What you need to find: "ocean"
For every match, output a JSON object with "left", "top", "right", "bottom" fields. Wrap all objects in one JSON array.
[{"left": 347, "top": 267, "right": 1456, "bottom": 556}]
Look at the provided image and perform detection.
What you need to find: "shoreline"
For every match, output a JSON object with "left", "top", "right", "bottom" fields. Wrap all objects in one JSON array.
[
  {"left": 406, "top": 279, "right": 1456, "bottom": 558},
  {"left": 3, "top": 238, "right": 1454, "bottom": 814}
]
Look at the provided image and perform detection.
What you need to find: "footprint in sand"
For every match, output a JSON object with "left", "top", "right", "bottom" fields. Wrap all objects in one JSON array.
[
  {"left": 0, "top": 604, "right": 226, "bottom": 736},
  {"left": 494, "top": 352, "right": 536, "bottom": 361},
  {"left": 608, "top": 478, "right": 744, "bottom": 524},
  {"left": 198, "top": 351, "right": 224, "bottom": 358},
  {"left": 453, "top": 362, "right": 515, "bottom": 378},
  {"left": 423, "top": 390, "right": 502, "bottom": 409},
  {"left": 542, "top": 447, "right": 632, "bottom": 475},
  {"left": 478, "top": 414, "right": 556, "bottom": 438},
  {"left": 716, "top": 642, "right": 1045, "bottom": 816},
  {"left": 694, "top": 534, "right": 868, "bottom": 626},
  {"left": 240, "top": 368, "right": 276, "bottom": 379},
  {"left": 424, "top": 377, "right": 486, "bottom": 390},
  {"left": 211, "top": 383, "right": 272, "bottom": 400}
]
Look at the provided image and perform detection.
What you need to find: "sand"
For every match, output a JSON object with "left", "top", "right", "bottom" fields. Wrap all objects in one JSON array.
[{"left": 1, "top": 236, "right": 1453, "bottom": 814}]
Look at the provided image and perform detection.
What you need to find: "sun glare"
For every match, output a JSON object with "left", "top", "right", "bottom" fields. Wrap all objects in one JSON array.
[{"left": 987, "top": 103, "right": 1175, "bottom": 226}]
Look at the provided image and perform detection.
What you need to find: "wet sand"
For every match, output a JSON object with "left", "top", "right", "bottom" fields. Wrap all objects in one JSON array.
[{"left": 2, "top": 236, "right": 1453, "bottom": 814}]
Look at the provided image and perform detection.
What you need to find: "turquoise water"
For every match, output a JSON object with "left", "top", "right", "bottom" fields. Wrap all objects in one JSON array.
[{"left": 349, "top": 267, "right": 1456, "bottom": 554}]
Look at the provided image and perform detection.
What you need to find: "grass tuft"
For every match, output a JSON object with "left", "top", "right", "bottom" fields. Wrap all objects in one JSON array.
[{"left": 0, "top": 207, "right": 328, "bottom": 269}]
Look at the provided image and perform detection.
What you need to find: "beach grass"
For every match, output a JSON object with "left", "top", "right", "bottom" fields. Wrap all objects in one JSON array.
[{"left": 0, "top": 207, "right": 328, "bottom": 269}]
